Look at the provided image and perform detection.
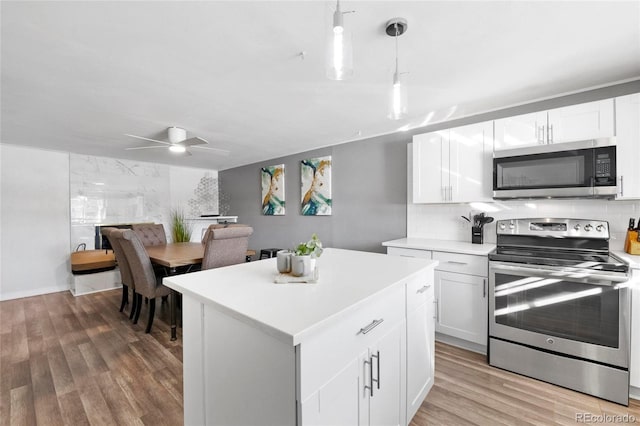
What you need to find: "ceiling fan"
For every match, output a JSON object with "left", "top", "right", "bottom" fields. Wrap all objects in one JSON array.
[{"left": 125, "top": 127, "right": 230, "bottom": 156}]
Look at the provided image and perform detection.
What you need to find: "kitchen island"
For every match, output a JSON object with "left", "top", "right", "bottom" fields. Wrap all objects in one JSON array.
[{"left": 163, "top": 248, "right": 437, "bottom": 426}]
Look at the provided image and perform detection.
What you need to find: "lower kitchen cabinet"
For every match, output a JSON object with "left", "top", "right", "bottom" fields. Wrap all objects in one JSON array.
[
  {"left": 631, "top": 266, "right": 640, "bottom": 389},
  {"left": 434, "top": 270, "right": 487, "bottom": 345},
  {"left": 406, "top": 278, "right": 435, "bottom": 421}
]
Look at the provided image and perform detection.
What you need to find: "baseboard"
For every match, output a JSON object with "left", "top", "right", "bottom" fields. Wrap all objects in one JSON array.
[
  {"left": 630, "top": 386, "right": 640, "bottom": 401},
  {"left": 436, "top": 332, "right": 487, "bottom": 355},
  {"left": 0, "top": 286, "right": 68, "bottom": 301}
]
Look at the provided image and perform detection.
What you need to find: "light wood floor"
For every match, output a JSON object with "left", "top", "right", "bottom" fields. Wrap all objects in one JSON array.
[{"left": 1, "top": 289, "right": 639, "bottom": 425}]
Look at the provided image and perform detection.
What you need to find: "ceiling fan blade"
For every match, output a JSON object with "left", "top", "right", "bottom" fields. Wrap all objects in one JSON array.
[
  {"left": 125, "top": 145, "right": 168, "bottom": 151},
  {"left": 191, "top": 145, "right": 231, "bottom": 156},
  {"left": 182, "top": 136, "right": 209, "bottom": 146},
  {"left": 124, "top": 134, "right": 171, "bottom": 145}
]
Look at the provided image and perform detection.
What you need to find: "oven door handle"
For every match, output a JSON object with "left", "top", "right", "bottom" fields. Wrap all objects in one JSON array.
[{"left": 490, "top": 262, "right": 629, "bottom": 286}]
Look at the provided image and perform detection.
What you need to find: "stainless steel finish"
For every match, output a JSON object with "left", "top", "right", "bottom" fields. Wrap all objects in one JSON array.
[
  {"left": 372, "top": 351, "right": 380, "bottom": 390},
  {"left": 483, "top": 278, "right": 486, "bottom": 298},
  {"left": 446, "top": 260, "right": 468, "bottom": 266},
  {"left": 358, "top": 318, "right": 384, "bottom": 335},
  {"left": 584, "top": 224, "right": 593, "bottom": 232},
  {"left": 490, "top": 261, "right": 629, "bottom": 286},
  {"left": 620, "top": 175, "right": 624, "bottom": 197},
  {"left": 493, "top": 137, "right": 616, "bottom": 158},
  {"left": 417, "top": 284, "right": 431, "bottom": 294},
  {"left": 433, "top": 300, "right": 437, "bottom": 320},
  {"left": 490, "top": 338, "right": 630, "bottom": 405},
  {"left": 364, "top": 357, "right": 373, "bottom": 397},
  {"left": 435, "top": 299, "right": 439, "bottom": 322},
  {"left": 489, "top": 261, "right": 631, "bottom": 368},
  {"left": 549, "top": 124, "right": 554, "bottom": 143},
  {"left": 495, "top": 218, "right": 610, "bottom": 239},
  {"left": 596, "top": 224, "right": 604, "bottom": 232},
  {"left": 493, "top": 186, "right": 617, "bottom": 200}
]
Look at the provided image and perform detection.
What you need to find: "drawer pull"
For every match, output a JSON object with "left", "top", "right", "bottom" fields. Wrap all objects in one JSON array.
[
  {"left": 358, "top": 318, "right": 384, "bottom": 335},
  {"left": 446, "top": 260, "right": 467, "bottom": 265},
  {"left": 417, "top": 284, "right": 431, "bottom": 294}
]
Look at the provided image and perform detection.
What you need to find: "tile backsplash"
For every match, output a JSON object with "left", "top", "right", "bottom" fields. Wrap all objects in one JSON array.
[{"left": 408, "top": 199, "right": 640, "bottom": 250}]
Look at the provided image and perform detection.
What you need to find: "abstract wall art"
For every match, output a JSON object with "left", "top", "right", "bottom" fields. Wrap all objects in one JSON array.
[
  {"left": 301, "top": 156, "right": 332, "bottom": 216},
  {"left": 261, "top": 164, "right": 285, "bottom": 215}
]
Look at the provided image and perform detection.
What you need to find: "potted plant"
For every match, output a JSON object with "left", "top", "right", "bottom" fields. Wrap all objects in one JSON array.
[
  {"left": 170, "top": 208, "right": 192, "bottom": 243},
  {"left": 291, "top": 233, "right": 323, "bottom": 276}
]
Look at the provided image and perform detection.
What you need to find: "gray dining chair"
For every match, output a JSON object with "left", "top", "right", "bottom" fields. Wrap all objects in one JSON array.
[
  {"left": 102, "top": 228, "right": 137, "bottom": 317},
  {"left": 202, "top": 226, "right": 254, "bottom": 270},
  {"left": 119, "top": 229, "right": 172, "bottom": 333},
  {"left": 132, "top": 223, "right": 167, "bottom": 247}
]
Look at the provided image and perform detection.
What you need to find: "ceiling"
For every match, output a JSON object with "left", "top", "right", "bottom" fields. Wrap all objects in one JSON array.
[{"left": 2, "top": 1, "right": 639, "bottom": 170}]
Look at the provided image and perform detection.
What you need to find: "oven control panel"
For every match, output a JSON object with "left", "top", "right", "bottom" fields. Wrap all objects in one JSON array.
[{"left": 496, "top": 218, "right": 609, "bottom": 239}]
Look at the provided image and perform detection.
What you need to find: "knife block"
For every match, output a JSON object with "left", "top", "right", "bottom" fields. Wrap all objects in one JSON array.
[
  {"left": 471, "top": 226, "right": 483, "bottom": 244},
  {"left": 625, "top": 230, "right": 640, "bottom": 255}
]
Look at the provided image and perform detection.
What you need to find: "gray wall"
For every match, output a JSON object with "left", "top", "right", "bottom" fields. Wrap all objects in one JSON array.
[
  {"left": 219, "top": 134, "right": 409, "bottom": 254},
  {"left": 220, "top": 79, "right": 640, "bottom": 255}
]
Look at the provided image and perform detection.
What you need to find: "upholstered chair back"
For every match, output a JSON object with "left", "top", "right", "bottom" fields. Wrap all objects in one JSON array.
[
  {"left": 201, "top": 223, "right": 250, "bottom": 245},
  {"left": 132, "top": 223, "right": 167, "bottom": 247},
  {"left": 119, "top": 229, "right": 170, "bottom": 299},
  {"left": 202, "top": 226, "right": 254, "bottom": 270},
  {"left": 102, "top": 228, "right": 133, "bottom": 288}
]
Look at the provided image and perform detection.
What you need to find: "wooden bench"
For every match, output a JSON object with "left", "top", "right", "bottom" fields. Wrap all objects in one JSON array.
[{"left": 70, "top": 250, "right": 116, "bottom": 274}]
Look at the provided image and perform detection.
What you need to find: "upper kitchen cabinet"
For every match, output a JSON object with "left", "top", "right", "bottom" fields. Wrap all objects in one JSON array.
[
  {"left": 615, "top": 93, "right": 640, "bottom": 200},
  {"left": 493, "top": 111, "right": 547, "bottom": 150},
  {"left": 494, "top": 99, "right": 615, "bottom": 150},
  {"left": 413, "top": 121, "right": 493, "bottom": 204}
]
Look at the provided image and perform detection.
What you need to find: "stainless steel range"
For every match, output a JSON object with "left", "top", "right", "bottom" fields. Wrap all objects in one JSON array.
[{"left": 488, "top": 218, "right": 631, "bottom": 405}]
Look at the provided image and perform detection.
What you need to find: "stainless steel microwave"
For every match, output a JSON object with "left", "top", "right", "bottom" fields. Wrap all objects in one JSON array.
[{"left": 493, "top": 138, "right": 617, "bottom": 199}]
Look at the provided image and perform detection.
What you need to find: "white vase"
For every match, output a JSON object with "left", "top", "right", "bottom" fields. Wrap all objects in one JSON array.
[{"left": 291, "top": 255, "right": 312, "bottom": 277}]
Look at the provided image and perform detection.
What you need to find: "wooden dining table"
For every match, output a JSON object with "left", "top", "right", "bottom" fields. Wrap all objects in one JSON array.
[{"left": 145, "top": 242, "right": 257, "bottom": 340}]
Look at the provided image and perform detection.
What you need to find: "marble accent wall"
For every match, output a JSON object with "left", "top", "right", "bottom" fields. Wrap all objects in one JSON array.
[
  {"left": 408, "top": 199, "right": 640, "bottom": 250},
  {"left": 70, "top": 154, "right": 171, "bottom": 250}
]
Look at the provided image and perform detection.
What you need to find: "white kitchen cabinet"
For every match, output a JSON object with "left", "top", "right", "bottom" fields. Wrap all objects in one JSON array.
[
  {"left": 494, "top": 111, "right": 547, "bottom": 150},
  {"left": 494, "top": 99, "right": 615, "bottom": 150},
  {"left": 434, "top": 270, "right": 487, "bottom": 345},
  {"left": 615, "top": 93, "right": 640, "bottom": 200},
  {"left": 413, "top": 121, "right": 493, "bottom": 203},
  {"left": 630, "top": 267, "right": 640, "bottom": 390},
  {"left": 405, "top": 275, "right": 435, "bottom": 422}
]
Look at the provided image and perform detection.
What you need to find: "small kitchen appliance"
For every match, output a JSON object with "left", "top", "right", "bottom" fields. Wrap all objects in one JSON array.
[{"left": 488, "top": 218, "right": 631, "bottom": 405}]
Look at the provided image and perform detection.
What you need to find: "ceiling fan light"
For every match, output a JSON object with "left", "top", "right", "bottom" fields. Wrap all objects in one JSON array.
[{"left": 169, "top": 144, "right": 186, "bottom": 153}]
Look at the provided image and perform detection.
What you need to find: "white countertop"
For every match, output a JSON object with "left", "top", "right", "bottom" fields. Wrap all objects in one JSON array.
[
  {"left": 382, "top": 238, "right": 496, "bottom": 256},
  {"left": 612, "top": 251, "right": 640, "bottom": 269},
  {"left": 163, "top": 248, "right": 437, "bottom": 346}
]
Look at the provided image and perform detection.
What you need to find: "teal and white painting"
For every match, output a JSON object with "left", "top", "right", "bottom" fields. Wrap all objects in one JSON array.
[
  {"left": 261, "top": 164, "right": 285, "bottom": 215},
  {"left": 301, "top": 156, "right": 332, "bottom": 216}
]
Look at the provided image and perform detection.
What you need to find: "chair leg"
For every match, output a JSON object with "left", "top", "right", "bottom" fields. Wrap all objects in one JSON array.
[
  {"left": 119, "top": 285, "right": 129, "bottom": 312},
  {"left": 133, "top": 294, "right": 143, "bottom": 324},
  {"left": 129, "top": 291, "right": 138, "bottom": 320},
  {"left": 145, "top": 298, "right": 156, "bottom": 333}
]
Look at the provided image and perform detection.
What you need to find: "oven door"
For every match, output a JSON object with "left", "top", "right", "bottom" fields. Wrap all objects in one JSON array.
[{"left": 489, "top": 261, "right": 630, "bottom": 368}]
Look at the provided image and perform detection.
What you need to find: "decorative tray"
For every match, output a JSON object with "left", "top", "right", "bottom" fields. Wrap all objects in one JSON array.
[{"left": 273, "top": 271, "right": 318, "bottom": 284}]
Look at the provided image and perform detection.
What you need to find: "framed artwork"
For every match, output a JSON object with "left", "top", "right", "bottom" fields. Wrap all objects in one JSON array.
[
  {"left": 301, "top": 156, "right": 332, "bottom": 215},
  {"left": 261, "top": 164, "right": 285, "bottom": 215}
]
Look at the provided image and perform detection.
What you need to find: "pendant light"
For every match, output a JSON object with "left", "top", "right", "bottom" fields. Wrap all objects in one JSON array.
[
  {"left": 386, "top": 18, "right": 408, "bottom": 120},
  {"left": 327, "top": 0, "right": 354, "bottom": 80}
]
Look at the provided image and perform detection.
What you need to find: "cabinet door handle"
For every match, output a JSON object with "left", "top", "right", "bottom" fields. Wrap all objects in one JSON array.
[
  {"left": 619, "top": 176, "right": 624, "bottom": 197},
  {"left": 549, "top": 124, "right": 554, "bottom": 143},
  {"left": 371, "top": 351, "right": 380, "bottom": 391},
  {"left": 435, "top": 299, "right": 440, "bottom": 322},
  {"left": 358, "top": 318, "right": 384, "bottom": 335},
  {"left": 483, "top": 278, "right": 487, "bottom": 298},
  {"left": 539, "top": 125, "right": 546, "bottom": 144},
  {"left": 446, "top": 260, "right": 467, "bottom": 265},
  {"left": 433, "top": 300, "right": 438, "bottom": 320},
  {"left": 417, "top": 284, "right": 432, "bottom": 294},
  {"left": 364, "top": 357, "right": 373, "bottom": 397}
]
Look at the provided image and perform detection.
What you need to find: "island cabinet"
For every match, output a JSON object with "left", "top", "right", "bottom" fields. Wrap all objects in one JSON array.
[{"left": 165, "top": 248, "right": 437, "bottom": 426}]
